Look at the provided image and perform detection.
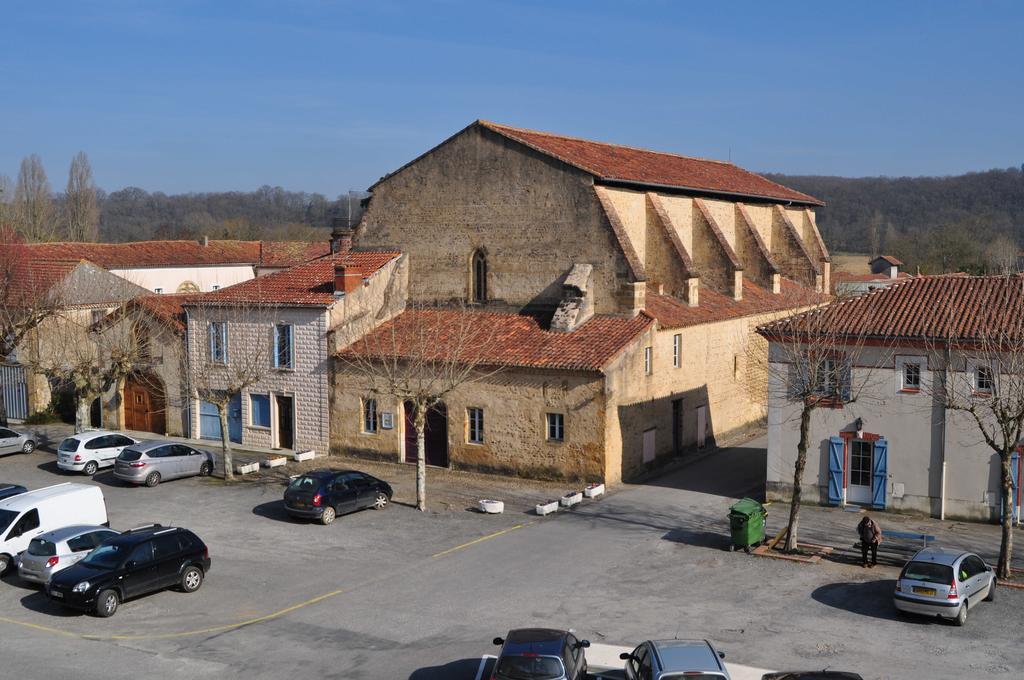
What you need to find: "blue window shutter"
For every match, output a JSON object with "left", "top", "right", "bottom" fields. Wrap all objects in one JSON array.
[
  {"left": 871, "top": 438, "right": 888, "bottom": 509},
  {"left": 208, "top": 323, "right": 215, "bottom": 359},
  {"left": 273, "top": 326, "right": 280, "bottom": 368},
  {"left": 285, "top": 324, "right": 293, "bottom": 367},
  {"left": 827, "top": 436, "right": 844, "bottom": 506},
  {"left": 221, "top": 323, "right": 228, "bottom": 362}
]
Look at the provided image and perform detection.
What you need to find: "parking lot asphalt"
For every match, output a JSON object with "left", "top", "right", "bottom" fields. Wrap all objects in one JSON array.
[{"left": 2, "top": 436, "right": 1022, "bottom": 680}]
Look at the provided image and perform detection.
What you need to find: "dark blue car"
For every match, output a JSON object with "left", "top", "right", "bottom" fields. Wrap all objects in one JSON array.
[
  {"left": 283, "top": 469, "right": 393, "bottom": 525},
  {"left": 492, "top": 628, "right": 590, "bottom": 680},
  {"left": 0, "top": 483, "right": 27, "bottom": 502}
]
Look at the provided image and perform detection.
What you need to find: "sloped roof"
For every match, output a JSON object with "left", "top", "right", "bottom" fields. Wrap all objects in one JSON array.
[
  {"left": 2, "top": 257, "right": 80, "bottom": 305},
  {"left": 871, "top": 255, "right": 904, "bottom": 267},
  {"left": 759, "top": 275, "right": 1024, "bottom": 342},
  {"left": 645, "top": 279, "right": 826, "bottom": 330},
  {"left": 340, "top": 308, "right": 654, "bottom": 372},
  {"left": 24, "top": 240, "right": 329, "bottom": 269},
  {"left": 479, "top": 121, "right": 824, "bottom": 206},
  {"left": 129, "top": 293, "right": 195, "bottom": 331},
  {"left": 195, "top": 250, "right": 401, "bottom": 306}
]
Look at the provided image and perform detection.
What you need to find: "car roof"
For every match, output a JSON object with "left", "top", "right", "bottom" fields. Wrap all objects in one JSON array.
[
  {"left": 110, "top": 525, "right": 183, "bottom": 544},
  {"left": 301, "top": 469, "right": 362, "bottom": 479},
  {"left": 37, "top": 524, "right": 117, "bottom": 542},
  {"left": 502, "top": 628, "right": 567, "bottom": 656},
  {"left": 61, "top": 429, "right": 121, "bottom": 442},
  {"left": 0, "top": 483, "right": 96, "bottom": 511},
  {"left": 911, "top": 547, "right": 970, "bottom": 566},
  {"left": 650, "top": 639, "right": 724, "bottom": 673}
]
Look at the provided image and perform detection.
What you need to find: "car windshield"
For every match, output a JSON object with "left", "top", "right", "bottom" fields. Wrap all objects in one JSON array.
[
  {"left": 27, "top": 538, "right": 57, "bottom": 557},
  {"left": 495, "top": 655, "right": 564, "bottom": 680},
  {"left": 118, "top": 449, "right": 143, "bottom": 462},
  {"left": 58, "top": 438, "right": 80, "bottom": 452},
  {"left": 903, "top": 561, "right": 954, "bottom": 584},
  {"left": 0, "top": 509, "right": 19, "bottom": 535},
  {"left": 288, "top": 475, "right": 321, "bottom": 491},
  {"left": 81, "top": 543, "right": 127, "bottom": 569}
]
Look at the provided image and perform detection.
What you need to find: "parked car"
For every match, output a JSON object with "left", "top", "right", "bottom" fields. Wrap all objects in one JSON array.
[
  {"left": 762, "top": 673, "right": 863, "bottom": 679},
  {"left": 0, "top": 483, "right": 28, "bottom": 501},
  {"left": 57, "top": 430, "right": 139, "bottom": 475},
  {"left": 0, "top": 483, "right": 108, "bottom": 574},
  {"left": 283, "top": 469, "right": 393, "bottom": 525},
  {"left": 0, "top": 427, "right": 36, "bottom": 456},
  {"left": 46, "top": 524, "right": 210, "bottom": 617},
  {"left": 893, "top": 547, "right": 995, "bottom": 625},
  {"left": 17, "top": 525, "right": 120, "bottom": 585},
  {"left": 113, "top": 441, "right": 214, "bottom": 487},
  {"left": 621, "top": 639, "right": 731, "bottom": 680},
  {"left": 491, "top": 628, "right": 590, "bottom": 680}
]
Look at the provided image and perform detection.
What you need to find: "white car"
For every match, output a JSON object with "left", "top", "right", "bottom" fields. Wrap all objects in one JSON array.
[
  {"left": 0, "top": 427, "right": 36, "bottom": 456},
  {"left": 57, "top": 431, "right": 139, "bottom": 476}
]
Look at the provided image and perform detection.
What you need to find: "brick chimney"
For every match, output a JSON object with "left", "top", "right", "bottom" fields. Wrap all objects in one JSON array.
[
  {"left": 333, "top": 264, "right": 362, "bottom": 296},
  {"left": 330, "top": 217, "right": 355, "bottom": 255}
]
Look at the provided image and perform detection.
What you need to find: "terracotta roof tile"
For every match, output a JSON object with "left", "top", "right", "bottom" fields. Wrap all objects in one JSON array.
[
  {"left": 341, "top": 309, "right": 654, "bottom": 372},
  {"left": 129, "top": 293, "right": 196, "bottom": 331},
  {"left": 196, "top": 251, "right": 401, "bottom": 306},
  {"left": 480, "top": 121, "right": 823, "bottom": 206},
  {"left": 645, "top": 279, "right": 825, "bottom": 330},
  {"left": 24, "top": 240, "right": 329, "bottom": 269}
]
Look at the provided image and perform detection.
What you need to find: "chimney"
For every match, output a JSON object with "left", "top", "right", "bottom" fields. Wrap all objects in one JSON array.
[
  {"left": 333, "top": 264, "right": 362, "bottom": 297},
  {"left": 203, "top": 235, "right": 209, "bottom": 247},
  {"left": 330, "top": 217, "right": 356, "bottom": 255}
]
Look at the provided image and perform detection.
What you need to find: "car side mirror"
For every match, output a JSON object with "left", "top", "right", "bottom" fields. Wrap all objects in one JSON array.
[
  {"left": 492, "top": 637, "right": 504, "bottom": 646},
  {"left": 619, "top": 652, "right": 633, "bottom": 661},
  {"left": 578, "top": 640, "right": 590, "bottom": 649},
  {"left": 718, "top": 651, "right": 726, "bottom": 659}
]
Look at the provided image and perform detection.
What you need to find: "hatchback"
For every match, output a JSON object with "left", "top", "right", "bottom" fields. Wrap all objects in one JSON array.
[
  {"left": 283, "top": 469, "right": 393, "bottom": 525},
  {"left": 492, "top": 628, "right": 590, "bottom": 680},
  {"left": 46, "top": 524, "right": 210, "bottom": 617},
  {"left": 113, "top": 441, "right": 214, "bottom": 487},
  {"left": 0, "top": 427, "right": 35, "bottom": 456},
  {"left": 57, "top": 430, "right": 138, "bottom": 475},
  {"left": 17, "top": 525, "right": 120, "bottom": 584},
  {"left": 621, "top": 639, "right": 731, "bottom": 680},
  {"left": 893, "top": 547, "right": 995, "bottom": 625}
]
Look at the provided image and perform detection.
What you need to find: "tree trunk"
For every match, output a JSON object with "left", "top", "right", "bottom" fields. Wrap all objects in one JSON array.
[
  {"left": 74, "top": 392, "right": 93, "bottom": 433},
  {"left": 785, "top": 404, "right": 813, "bottom": 552},
  {"left": 219, "top": 405, "right": 234, "bottom": 481},
  {"left": 415, "top": 403, "right": 427, "bottom": 512},
  {"left": 998, "top": 452, "right": 1015, "bottom": 580}
]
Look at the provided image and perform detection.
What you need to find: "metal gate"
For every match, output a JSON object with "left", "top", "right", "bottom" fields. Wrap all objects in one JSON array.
[{"left": 0, "top": 364, "right": 29, "bottom": 421}]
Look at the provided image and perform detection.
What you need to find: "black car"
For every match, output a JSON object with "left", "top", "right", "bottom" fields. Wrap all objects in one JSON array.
[
  {"left": 762, "top": 674, "right": 864, "bottom": 680},
  {"left": 283, "top": 469, "right": 393, "bottom": 525},
  {"left": 0, "top": 483, "right": 28, "bottom": 501},
  {"left": 492, "top": 628, "right": 590, "bottom": 680},
  {"left": 46, "top": 524, "right": 210, "bottom": 617}
]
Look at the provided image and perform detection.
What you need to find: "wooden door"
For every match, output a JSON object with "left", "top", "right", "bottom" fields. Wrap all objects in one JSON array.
[
  {"left": 403, "top": 401, "right": 449, "bottom": 467},
  {"left": 275, "top": 395, "right": 294, "bottom": 450}
]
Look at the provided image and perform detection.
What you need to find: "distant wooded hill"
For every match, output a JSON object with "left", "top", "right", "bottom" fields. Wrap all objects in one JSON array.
[{"left": 768, "top": 167, "right": 1024, "bottom": 274}]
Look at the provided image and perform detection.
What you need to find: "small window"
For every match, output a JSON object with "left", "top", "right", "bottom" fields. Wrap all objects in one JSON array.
[
  {"left": 67, "top": 534, "right": 95, "bottom": 552},
  {"left": 467, "top": 407, "right": 484, "bottom": 444},
  {"left": 644, "top": 347, "right": 652, "bottom": 375},
  {"left": 546, "top": 413, "right": 564, "bottom": 443},
  {"left": 250, "top": 394, "right": 271, "bottom": 428},
  {"left": 903, "top": 363, "right": 921, "bottom": 390},
  {"left": 672, "top": 333, "right": 681, "bottom": 368},
  {"left": 211, "top": 284, "right": 221, "bottom": 291},
  {"left": 471, "top": 250, "right": 487, "bottom": 303},
  {"left": 976, "top": 365, "right": 994, "bottom": 394},
  {"left": 273, "top": 323, "right": 294, "bottom": 369},
  {"left": 363, "top": 398, "right": 378, "bottom": 434},
  {"left": 209, "top": 321, "right": 228, "bottom": 363},
  {"left": 153, "top": 287, "right": 164, "bottom": 294}
]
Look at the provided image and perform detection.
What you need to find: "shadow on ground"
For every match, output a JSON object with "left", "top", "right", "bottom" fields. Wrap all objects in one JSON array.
[
  {"left": 252, "top": 500, "right": 298, "bottom": 523},
  {"left": 19, "top": 590, "right": 82, "bottom": 617},
  {"left": 409, "top": 657, "right": 492, "bottom": 680},
  {"left": 811, "top": 579, "right": 927, "bottom": 623},
  {"left": 635, "top": 446, "right": 767, "bottom": 501}
]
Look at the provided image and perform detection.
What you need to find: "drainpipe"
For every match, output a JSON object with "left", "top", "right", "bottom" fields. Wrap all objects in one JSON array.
[{"left": 940, "top": 345, "right": 950, "bottom": 521}]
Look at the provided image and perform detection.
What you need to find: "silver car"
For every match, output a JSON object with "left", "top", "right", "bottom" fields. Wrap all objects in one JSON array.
[
  {"left": 621, "top": 639, "right": 732, "bottom": 680},
  {"left": 113, "top": 441, "right": 215, "bottom": 487},
  {"left": 0, "top": 426, "right": 36, "bottom": 456},
  {"left": 894, "top": 547, "right": 996, "bottom": 625},
  {"left": 17, "top": 525, "right": 120, "bottom": 584}
]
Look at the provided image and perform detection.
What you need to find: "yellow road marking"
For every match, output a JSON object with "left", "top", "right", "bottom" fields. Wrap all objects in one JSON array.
[{"left": 431, "top": 522, "right": 530, "bottom": 559}]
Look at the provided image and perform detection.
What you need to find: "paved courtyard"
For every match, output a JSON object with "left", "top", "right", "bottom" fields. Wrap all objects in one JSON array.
[{"left": 1, "top": 430, "right": 1021, "bottom": 679}]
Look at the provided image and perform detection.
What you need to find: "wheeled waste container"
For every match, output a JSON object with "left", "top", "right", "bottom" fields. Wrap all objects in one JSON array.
[{"left": 728, "top": 497, "right": 767, "bottom": 553}]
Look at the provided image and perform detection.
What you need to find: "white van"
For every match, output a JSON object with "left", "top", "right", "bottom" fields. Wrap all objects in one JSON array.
[{"left": 0, "top": 483, "right": 108, "bottom": 574}]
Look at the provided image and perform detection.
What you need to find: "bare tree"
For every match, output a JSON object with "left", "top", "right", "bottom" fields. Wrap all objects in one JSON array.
[
  {"left": 14, "top": 154, "right": 56, "bottom": 242},
  {"left": 64, "top": 152, "right": 100, "bottom": 242},
  {"left": 0, "top": 175, "right": 13, "bottom": 224},
  {"left": 984, "top": 234, "right": 1020, "bottom": 275},
  {"left": 339, "top": 303, "right": 500, "bottom": 511}
]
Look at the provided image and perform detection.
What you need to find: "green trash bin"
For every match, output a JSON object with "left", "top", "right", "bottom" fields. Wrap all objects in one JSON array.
[{"left": 728, "top": 497, "right": 767, "bottom": 553}]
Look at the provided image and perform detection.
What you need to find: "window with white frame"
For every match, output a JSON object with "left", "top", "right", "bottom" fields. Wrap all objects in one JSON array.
[
  {"left": 896, "top": 356, "right": 925, "bottom": 392},
  {"left": 467, "top": 407, "right": 484, "bottom": 444},
  {"left": 273, "top": 323, "right": 294, "bottom": 369},
  {"left": 546, "top": 413, "right": 564, "bottom": 442},
  {"left": 672, "top": 333, "right": 681, "bottom": 368},
  {"left": 644, "top": 347, "right": 652, "bottom": 375},
  {"left": 362, "top": 398, "right": 378, "bottom": 433},
  {"left": 153, "top": 287, "right": 163, "bottom": 294},
  {"left": 813, "top": 357, "right": 841, "bottom": 396},
  {"left": 209, "top": 321, "right": 228, "bottom": 363},
  {"left": 975, "top": 364, "right": 995, "bottom": 394}
]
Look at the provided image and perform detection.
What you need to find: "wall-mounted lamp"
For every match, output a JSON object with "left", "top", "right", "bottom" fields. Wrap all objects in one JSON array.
[{"left": 855, "top": 417, "right": 864, "bottom": 439}]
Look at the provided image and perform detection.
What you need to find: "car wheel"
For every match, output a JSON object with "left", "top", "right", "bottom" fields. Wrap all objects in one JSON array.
[
  {"left": 0, "top": 554, "right": 10, "bottom": 576},
  {"left": 180, "top": 566, "right": 204, "bottom": 593},
  {"left": 985, "top": 578, "right": 996, "bottom": 602},
  {"left": 83, "top": 461, "right": 99, "bottom": 476},
  {"left": 373, "top": 492, "right": 389, "bottom": 510},
  {"left": 954, "top": 601, "right": 968, "bottom": 626},
  {"left": 320, "top": 506, "right": 336, "bottom": 525},
  {"left": 95, "top": 589, "right": 119, "bottom": 618},
  {"left": 145, "top": 471, "right": 161, "bottom": 487},
  {"left": 198, "top": 461, "right": 213, "bottom": 477},
  {"left": 22, "top": 440, "right": 35, "bottom": 454}
]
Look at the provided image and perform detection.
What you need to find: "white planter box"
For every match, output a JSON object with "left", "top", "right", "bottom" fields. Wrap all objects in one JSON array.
[
  {"left": 584, "top": 483, "right": 605, "bottom": 498},
  {"left": 479, "top": 499, "right": 504, "bottom": 514},
  {"left": 560, "top": 491, "right": 582, "bottom": 507},
  {"left": 263, "top": 457, "right": 287, "bottom": 469},
  {"left": 535, "top": 500, "right": 559, "bottom": 516},
  {"left": 235, "top": 462, "right": 259, "bottom": 475},
  {"left": 293, "top": 450, "right": 316, "bottom": 462}
]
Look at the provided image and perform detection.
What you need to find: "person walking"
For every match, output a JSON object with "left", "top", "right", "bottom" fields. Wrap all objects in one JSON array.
[{"left": 857, "top": 514, "right": 882, "bottom": 567}]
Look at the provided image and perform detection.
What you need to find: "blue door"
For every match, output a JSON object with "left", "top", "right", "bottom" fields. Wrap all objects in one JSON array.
[
  {"left": 827, "top": 436, "right": 844, "bottom": 506},
  {"left": 871, "top": 438, "right": 888, "bottom": 509},
  {"left": 227, "top": 393, "right": 242, "bottom": 444},
  {"left": 199, "top": 394, "right": 242, "bottom": 444}
]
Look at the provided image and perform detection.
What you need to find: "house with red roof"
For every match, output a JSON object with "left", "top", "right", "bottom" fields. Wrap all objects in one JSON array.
[{"left": 832, "top": 254, "right": 911, "bottom": 296}]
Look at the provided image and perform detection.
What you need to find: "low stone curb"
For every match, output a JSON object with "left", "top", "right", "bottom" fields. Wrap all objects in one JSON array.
[{"left": 751, "top": 542, "right": 834, "bottom": 564}]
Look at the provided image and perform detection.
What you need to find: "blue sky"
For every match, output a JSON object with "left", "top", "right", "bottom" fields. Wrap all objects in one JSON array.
[{"left": 2, "top": 1, "right": 1022, "bottom": 195}]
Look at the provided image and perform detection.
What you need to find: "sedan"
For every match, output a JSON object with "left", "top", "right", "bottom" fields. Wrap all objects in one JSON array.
[
  {"left": 0, "top": 427, "right": 35, "bottom": 456},
  {"left": 894, "top": 547, "right": 996, "bottom": 625},
  {"left": 283, "top": 469, "right": 392, "bottom": 525},
  {"left": 18, "top": 525, "right": 120, "bottom": 585},
  {"left": 113, "top": 441, "right": 214, "bottom": 487}
]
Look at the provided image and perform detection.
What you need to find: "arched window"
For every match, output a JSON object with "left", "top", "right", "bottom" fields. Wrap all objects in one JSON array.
[
  {"left": 176, "top": 280, "right": 200, "bottom": 293},
  {"left": 471, "top": 250, "right": 487, "bottom": 303}
]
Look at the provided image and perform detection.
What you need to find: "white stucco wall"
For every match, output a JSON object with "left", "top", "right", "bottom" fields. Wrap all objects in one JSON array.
[{"left": 112, "top": 265, "right": 255, "bottom": 294}]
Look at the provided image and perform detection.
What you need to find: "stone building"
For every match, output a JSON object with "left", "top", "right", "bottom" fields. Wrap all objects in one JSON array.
[{"left": 330, "top": 121, "right": 831, "bottom": 482}]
